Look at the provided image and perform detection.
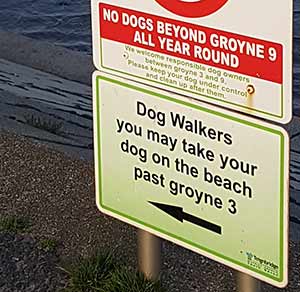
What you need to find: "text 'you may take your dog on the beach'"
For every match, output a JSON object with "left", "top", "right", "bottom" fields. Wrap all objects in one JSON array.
[{"left": 116, "top": 100, "right": 259, "bottom": 216}]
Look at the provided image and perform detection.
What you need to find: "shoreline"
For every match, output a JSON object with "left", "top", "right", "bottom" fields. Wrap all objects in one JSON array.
[
  {"left": 0, "top": 29, "right": 299, "bottom": 116},
  {"left": 0, "top": 30, "right": 93, "bottom": 85}
]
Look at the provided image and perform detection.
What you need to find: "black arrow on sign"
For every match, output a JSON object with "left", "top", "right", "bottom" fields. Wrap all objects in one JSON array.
[{"left": 149, "top": 201, "right": 222, "bottom": 235}]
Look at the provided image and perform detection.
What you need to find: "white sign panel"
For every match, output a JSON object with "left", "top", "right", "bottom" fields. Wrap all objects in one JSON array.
[
  {"left": 93, "top": 72, "right": 289, "bottom": 287},
  {"left": 91, "top": 0, "right": 293, "bottom": 123}
]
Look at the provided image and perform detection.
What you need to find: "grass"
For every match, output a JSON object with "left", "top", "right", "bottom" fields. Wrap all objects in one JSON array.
[
  {"left": 102, "top": 268, "right": 166, "bottom": 292},
  {"left": 24, "top": 114, "right": 64, "bottom": 135},
  {"left": 61, "top": 251, "right": 118, "bottom": 292},
  {"left": 61, "top": 251, "right": 166, "bottom": 292},
  {"left": 0, "top": 215, "right": 30, "bottom": 233},
  {"left": 39, "top": 238, "right": 58, "bottom": 252}
]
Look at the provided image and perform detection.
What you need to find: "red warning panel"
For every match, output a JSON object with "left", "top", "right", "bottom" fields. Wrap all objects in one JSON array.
[{"left": 99, "top": 3, "right": 282, "bottom": 84}]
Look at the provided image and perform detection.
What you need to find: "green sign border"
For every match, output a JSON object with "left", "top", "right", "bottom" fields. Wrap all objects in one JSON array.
[
  {"left": 99, "top": 40, "right": 284, "bottom": 119},
  {"left": 95, "top": 75, "right": 285, "bottom": 283}
]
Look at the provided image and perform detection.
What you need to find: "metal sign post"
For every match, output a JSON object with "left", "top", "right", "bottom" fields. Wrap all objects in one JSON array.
[
  {"left": 138, "top": 229, "right": 161, "bottom": 280},
  {"left": 236, "top": 271, "right": 261, "bottom": 292}
]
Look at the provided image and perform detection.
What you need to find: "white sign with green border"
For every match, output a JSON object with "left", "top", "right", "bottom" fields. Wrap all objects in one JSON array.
[
  {"left": 91, "top": 0, "right": 293, "bottom": 124},
  {"left": 93, "top": 72, "right": 289, "bottom": 287}
]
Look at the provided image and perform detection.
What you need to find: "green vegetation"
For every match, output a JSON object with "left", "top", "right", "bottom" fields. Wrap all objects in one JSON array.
[
  {"left": 24, "top": 114, "right": 64, "bottom": 135},
  {"left": 62, "top": 251, "right": 117, "bottom": 292},
  {"left": 102, "top": 268, "right": 166, "bottom": 292},
  {"left": 39, "top": 238, "right": 58, "bottom": 252},
  {"left": 0, "top": 215, "right": 30, "bottom": 233},
  {"left": 62, "top": 252, "right": 166, "bottom": 292}
]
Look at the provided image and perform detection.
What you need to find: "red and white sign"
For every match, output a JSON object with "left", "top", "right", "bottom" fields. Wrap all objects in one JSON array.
[
  {"left": 91, "top": 0, "right": 293, "bottom": 123},
  {"left": 155, "top": 0, "right": 228, "bottom": 18}
]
